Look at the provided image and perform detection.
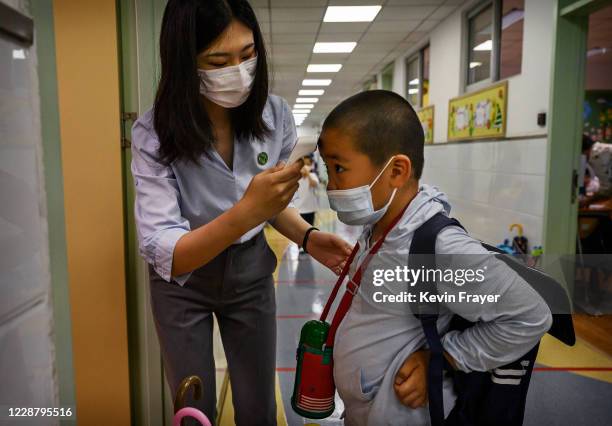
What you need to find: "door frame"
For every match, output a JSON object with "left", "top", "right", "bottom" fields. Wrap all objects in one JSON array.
[
  {"left": 116, "top": 0, "right": 169, "bottom": 424},
  {"left": 31, "top": 1, "right": 76, "bottom": 423},
  {"left": 543, "top": 0, "right": 610, "bottom": 258}
]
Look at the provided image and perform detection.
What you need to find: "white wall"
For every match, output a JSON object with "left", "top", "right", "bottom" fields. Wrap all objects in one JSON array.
[{"left": 388, "top": 0, "right": 555, "bottom": 247}]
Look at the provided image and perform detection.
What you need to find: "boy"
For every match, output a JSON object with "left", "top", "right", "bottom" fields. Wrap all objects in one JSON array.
[{"left": 317, "top": 90, "right": 552, "bottom": 425}]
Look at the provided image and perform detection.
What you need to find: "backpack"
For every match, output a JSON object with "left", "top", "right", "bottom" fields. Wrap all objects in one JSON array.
[{"left": 408, "top": 213, "right": 575, "bottom": 426}]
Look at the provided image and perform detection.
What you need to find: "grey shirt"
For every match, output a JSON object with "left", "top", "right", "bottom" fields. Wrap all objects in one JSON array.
[{"left": 130, "top": 95, "right": 297, "bottom": 285}]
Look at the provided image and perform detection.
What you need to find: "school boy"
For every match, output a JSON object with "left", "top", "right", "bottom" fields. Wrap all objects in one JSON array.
[{"left": 318, "top": 90, "right": 552, "bottom": 425}]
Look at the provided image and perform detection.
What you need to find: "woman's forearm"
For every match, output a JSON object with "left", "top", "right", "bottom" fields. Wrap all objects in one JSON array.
[
  {"left": 171, "top": 200, "right": 262, "bottom": 276},
  {"left": 271, "top": 207, "right": 311, "bottom": 246}
]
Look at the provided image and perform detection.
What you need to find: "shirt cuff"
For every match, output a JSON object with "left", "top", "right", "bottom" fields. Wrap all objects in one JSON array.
[
  {"left": 441, "top": 330, "right": 472, "bottom": 373},
  {"left": 154, "top": 227, "right": 191, "bottom": 286}
]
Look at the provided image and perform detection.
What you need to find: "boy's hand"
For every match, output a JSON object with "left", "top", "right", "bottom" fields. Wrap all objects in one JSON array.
[{"left": 394, "top": 349, "right": 430, "bottom": 409}]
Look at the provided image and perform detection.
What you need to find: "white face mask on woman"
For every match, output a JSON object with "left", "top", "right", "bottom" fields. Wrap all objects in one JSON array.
[{"left": 198, "top": 56, "right": 257, "bottom": 108}]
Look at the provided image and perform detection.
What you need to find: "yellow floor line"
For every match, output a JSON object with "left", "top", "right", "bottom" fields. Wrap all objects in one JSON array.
[
  {"left": 218, "top": 226, "right": 290, "bottom": 425},
  {"left": 536, "top": 334, "right": 612, "bottom": 383}
]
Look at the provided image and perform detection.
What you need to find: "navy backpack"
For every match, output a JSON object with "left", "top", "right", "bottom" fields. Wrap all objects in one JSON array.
[{"left": 408, "top": 213, "right": 575, "bottom": 426}]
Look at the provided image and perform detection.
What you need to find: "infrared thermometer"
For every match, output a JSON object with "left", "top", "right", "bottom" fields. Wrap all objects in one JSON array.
[{"left": 286, "top": 136, "right": 318, "bottom": 165}]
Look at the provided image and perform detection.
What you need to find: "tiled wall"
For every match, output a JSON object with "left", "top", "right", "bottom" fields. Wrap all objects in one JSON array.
[{"left": 421, "top": 138, "right": 547, "bottom": 247}]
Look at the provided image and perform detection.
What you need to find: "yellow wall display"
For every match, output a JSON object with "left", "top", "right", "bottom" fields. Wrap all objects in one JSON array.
[
  {"left": 417, "top": 105, "right": 435, "bottom": 144},
  {"left": 448, "top": 81, "right": 508, "bottom": 141}
]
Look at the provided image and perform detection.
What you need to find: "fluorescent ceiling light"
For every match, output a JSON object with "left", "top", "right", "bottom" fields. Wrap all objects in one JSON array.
[
  {"left": 469, "top": 62, "right": 482, "bottom": 69},
  {"left": 587, "top": 47, "right": 609, "bottom": 57},
  {"left": 293, "top": 110, "right": 312, "bottom": 115},
  {"left": 408, "top": 78, "right": 419, "bottom": 86},
  {"left": 294, "top": 103, "right": 315, "bottom": 109},
  {"left": 473, "top": 40, "right": 492, "bottom": 51},
  {"left": 303, "top": 79, "right": 332, "bottom": 86},
  {"left": 313, "top": 42, "right": 356, "bottom": 53},
  {"left": 299, "top": 89, "right": 325, "bottom": 96},
  {"left": 323, "top": 6, "right": 381, "bottom": 22},
  {"left": 408, "top": 88, "right": 419, "bottom": 95},
  {"left": 296, "top": 97, "right": 319, "bottom": 103},
  {"left": 307, "top": 64, "right": 343, "bottom": 73}
]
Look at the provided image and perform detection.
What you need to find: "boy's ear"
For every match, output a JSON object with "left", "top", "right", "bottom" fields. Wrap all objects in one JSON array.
[{"left": 390, "top": 155, "right": 412, "bottom": 186}]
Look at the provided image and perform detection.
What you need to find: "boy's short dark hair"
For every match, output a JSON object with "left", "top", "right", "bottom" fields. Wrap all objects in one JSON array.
[{"left": 322, "top": 90, "right": 425, "bottom": 179}]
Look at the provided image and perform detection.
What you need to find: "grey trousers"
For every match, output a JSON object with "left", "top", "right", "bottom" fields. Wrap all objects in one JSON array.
[{"left": 148, "top": 231, "right": 278, "bottom": 426}]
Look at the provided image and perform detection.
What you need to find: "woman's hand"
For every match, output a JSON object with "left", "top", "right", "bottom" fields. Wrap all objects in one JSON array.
[
  {"left": 305, "top": 231, "right": 353, "bottom": 275},
  {"left": 240, "top": 162, "right": 302, "bottom": 223}
]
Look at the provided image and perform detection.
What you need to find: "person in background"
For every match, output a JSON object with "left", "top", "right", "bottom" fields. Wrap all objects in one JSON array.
[
  {"left": 296, "top": 155, "right": 320, "bottom": 228},
  {"left": 582, "top": 134, "right": 601, "bottom": 198}
]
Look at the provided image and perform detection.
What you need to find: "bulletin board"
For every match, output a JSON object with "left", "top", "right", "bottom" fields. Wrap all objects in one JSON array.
[
  {"left": 417, "top": 105, "right": 435, "bottom": 144},
  {"left": 447, "top": 81, "right": 508, "bottom": 141}
]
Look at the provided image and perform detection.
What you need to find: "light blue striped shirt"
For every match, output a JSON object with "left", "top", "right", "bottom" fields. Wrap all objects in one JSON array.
[{"left": 131, "top": 95, "right": 297, "bottom": 285}]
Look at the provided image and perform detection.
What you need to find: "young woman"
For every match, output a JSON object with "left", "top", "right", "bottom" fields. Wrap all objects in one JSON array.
[{"left": 130, "top": 1, "right": 351, "bottom": 424}]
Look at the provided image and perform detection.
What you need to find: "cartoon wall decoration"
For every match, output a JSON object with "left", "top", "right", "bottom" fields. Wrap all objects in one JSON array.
[
  {"left": 448, "top": 81, "right": 508, "bottom": 141},
  {"left": 417, "top": 105, "right": 434, "bottom": 144}
]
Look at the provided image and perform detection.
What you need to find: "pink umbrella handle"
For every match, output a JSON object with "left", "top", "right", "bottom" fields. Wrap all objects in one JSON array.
[{"left": 172, "top": 407, "right": 212, "bottom": 426}]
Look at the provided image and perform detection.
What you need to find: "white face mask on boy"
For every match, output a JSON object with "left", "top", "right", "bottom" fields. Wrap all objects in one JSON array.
[
  {"left": 198, "top": 56, "right": 257, "bottom": 108},
  {"left": 327, "top": 156, "right": 397, "bottom": 226}
]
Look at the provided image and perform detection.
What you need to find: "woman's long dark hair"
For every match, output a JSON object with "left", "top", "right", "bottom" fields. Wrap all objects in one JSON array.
[{"left": 154, "top": 0, "right": 270, "bottom": 165}]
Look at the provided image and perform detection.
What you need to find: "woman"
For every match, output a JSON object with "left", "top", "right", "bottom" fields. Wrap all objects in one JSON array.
[{"left": 130, "top": 1, "right": 351, "bottom": 424}]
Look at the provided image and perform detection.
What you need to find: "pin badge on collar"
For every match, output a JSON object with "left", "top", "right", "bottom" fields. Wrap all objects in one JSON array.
[{"left": 257, "top": 152, "right": 268, "bottom": 166}]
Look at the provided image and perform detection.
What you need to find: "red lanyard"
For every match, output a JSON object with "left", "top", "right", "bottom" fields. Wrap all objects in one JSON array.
[{"left": 320, "top": 202, "right": 410, "bottom": 348}]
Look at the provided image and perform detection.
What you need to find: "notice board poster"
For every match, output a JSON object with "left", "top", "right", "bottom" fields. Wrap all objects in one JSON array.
[
  {"left": 448, "top": 81, "right": 508, "bottom": 141},
  {"left": 417, "top": 105, "right": 434, "bottom": 144}
]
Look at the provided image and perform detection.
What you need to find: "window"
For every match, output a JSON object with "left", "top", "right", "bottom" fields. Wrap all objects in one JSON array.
[
  {"left": 406, "top": 56, "right": 420, "bottom": 106},
  {"left": 381, "top": 62, "right": 394, "bottom": 91},
  {"left": 362, "top": 77, "right": 377, "bottom": 91},
  {"left": 467, "top": 5, "right": 493, "bottom": 85},
  {"left": 466, "top": 0, "right": 524, "bottom": 87},
  {"left": 405, "top": 45, "right": 430, "bottom": 108},
  {"left": 499, "top": 0, "right": 525, "bottom": 79}
]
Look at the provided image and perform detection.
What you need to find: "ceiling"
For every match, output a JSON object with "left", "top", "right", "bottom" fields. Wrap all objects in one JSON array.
[{"left": 250, "top": 0, "right": 464, "bottom": 127}]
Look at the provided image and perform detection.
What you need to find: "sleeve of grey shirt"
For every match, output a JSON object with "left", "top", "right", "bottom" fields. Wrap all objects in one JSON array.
[
  {"left": 434, "top": 226, "right": 553, "bottom": 373},
  {"left": 131, "top": 120, "right": 192, "bottom": 285}
]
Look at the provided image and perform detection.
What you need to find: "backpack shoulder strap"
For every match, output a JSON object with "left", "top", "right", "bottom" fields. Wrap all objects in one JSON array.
[{"left": 408, "top": 212, "right": 465, "bottom": 426}]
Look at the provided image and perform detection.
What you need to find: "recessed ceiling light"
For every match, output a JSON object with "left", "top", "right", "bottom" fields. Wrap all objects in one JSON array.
[
  {"left": 307, "top": 64, "right": 343, "bottom": 73},
  {"left": 293, "top": 108, "right": 312, "bottom": 113},
  {"left": 313, "top": 42, "right": 356, "bottom": 53},
  {"left": 296, "top": 98, "right": 319, "bottom": 103},
  {"left": 302, "top": 79, "right": 332, "bottom": 86},
  {"left": 294, "top": 103, "right": 315, "bottom": 109},
  {"left": 469, "top": 62, "right": 482, "bottom": 68},
  {"left": 299, "top": 89, "right": 325, "bottom": 96},
  {"left": 323, "top": 6, "right": 381, "bottom": 22},
  {"left": 473, "top": 40, "right": 492, "bottom": 51},
  {"left": 408, "top": 88, "right": 419, "bottom": 95},
  {"left": 408, "top": 78, "right": 419, "bottom": 86}
]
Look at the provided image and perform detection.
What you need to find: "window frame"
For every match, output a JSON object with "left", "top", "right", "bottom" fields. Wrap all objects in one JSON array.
[
  {"left": 404, "top": 44, "right": 430, "bottom": 108},
  {"left": 465, "top": 0, "right": 513, "bottom": 92}
]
